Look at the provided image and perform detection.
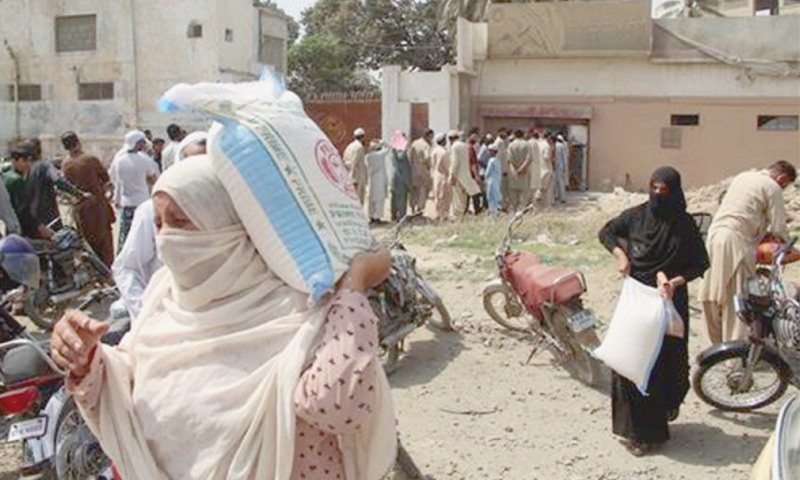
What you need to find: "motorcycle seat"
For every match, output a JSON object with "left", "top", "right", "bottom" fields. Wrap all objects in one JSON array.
[
  {"left": 505, "top": 252, "right": 586, "bottom": 311},
  {"left": 2, "top": 344, "right": 55, "bottom": 385}
]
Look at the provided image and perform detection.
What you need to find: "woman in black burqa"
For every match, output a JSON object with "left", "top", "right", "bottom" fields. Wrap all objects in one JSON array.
[{"left": 598, "top": 166, "right": 709, "bottom": 456}]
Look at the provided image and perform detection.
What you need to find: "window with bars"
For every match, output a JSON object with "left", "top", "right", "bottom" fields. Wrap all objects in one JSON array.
[
  {"left": 670, "top": 114, "right": 700, "bottom": 126},
  {"left": 55, "top": 15, "right": 97, "bottom": 52},
  {"left": 757, "top": 115, "right": 799, "bottom": 131},
  {"left": 78, "top": 82, "right": 114, "bottom": 101},
  {"left": 7, "top": 84, "right": 42, "bottom": 101}
]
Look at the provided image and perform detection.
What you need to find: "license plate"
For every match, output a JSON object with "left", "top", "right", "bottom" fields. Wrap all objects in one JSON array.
[
  {"left": 568, "top": 310, "right": 596, "bottom": 333},
  {"left": 7, "top": 416, "right": 47, "bottom": 442}
]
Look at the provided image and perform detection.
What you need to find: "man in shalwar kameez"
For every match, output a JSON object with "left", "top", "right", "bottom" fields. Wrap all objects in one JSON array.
[
  {"left": 698, "top": 160, "right": 796, "bottom": 344},
  {"left": 431, "top": 133, "right": 451, "bottom": 222},
  {"left": 409, "top": 129, "right": 433, "bottom": 214},
  {"left": 366, "top": 140, "right": 389, "bottom": 224},
  {"left": 343, "top": 128, "right": 368, "bottom": 205},
  {"left": 448, "top": 131, "right": 480, "bottom": 219}
]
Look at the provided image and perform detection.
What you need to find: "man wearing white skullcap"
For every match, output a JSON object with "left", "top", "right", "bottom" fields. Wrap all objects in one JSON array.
[
  {"left": 109, "top": 130, "right": 160, "bottom": 251},
  {"left": 342, "top": 127, "right": 368, "bottom": 205}
]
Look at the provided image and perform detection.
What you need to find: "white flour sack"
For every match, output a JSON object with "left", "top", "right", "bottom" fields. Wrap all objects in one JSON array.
[
  {"left": 158, "top": 81, "right": 372, "bottom": 301},
  {"left": 592, "top": 277, "right": 671, "bottom": 394}
]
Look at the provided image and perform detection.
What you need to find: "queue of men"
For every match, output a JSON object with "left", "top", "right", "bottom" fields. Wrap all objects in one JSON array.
[{"left": 342, "top": 126, "right": 576, "bottom": 224}]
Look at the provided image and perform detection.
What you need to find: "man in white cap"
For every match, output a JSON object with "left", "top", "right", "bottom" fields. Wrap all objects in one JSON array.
[
  {"left": 342, "top": 127, "right": 368, "bottom": 205},
  {"left": 448, "top": 130, "right": 480, "bottom": 219},
  {"left": 110, "top": 132, "right": 206, "bottom": 321},
  {"left": 109, "top": 130, "right": 160, "bottom": 251}
]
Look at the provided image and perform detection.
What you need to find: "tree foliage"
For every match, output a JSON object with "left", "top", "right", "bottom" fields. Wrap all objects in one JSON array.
[
  {"left": 287, "top": 0, "right": 455, "bottom": 97},
  {"left": 286, "top": 34, "right": 378, "bottom": 98}
]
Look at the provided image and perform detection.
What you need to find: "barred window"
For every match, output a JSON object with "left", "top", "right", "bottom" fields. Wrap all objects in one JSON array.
[
  {"left": 78, "top": 82, "right": 114, "bottom": 101},
  {"left": 7, "top": 84, "right": 42, "bottom": 101},
  {"left": 757, "top": 115, "right": 799, "bottom": 131}
]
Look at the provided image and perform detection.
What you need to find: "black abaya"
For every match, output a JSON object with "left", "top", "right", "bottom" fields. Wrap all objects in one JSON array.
[{"left": 598, "top": 167, "right": 709, "bottom": 445}]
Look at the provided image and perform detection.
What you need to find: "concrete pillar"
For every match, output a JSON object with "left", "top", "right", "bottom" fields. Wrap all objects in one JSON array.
[{"left": 381, "top": 65, "right": 411, "bottom": 141}]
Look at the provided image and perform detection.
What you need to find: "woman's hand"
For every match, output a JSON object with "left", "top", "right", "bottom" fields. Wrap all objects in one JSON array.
[
  {"left": 657, "top": 271, "right": 673, "bottom": 300},
  {"left": 343, "top": 247, "right": 392, "bottom": 293},
  {"left": 613, "top": 247, "right": 630, "bottom": 276},
  {"left": 50, "top": 311, "right": 110, "bottom": 379}
]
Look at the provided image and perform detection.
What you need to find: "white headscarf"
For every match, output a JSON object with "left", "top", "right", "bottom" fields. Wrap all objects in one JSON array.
[
  {"left": 175, "top": 131, "right": 208, "bottom": 163},
  {"left": 85, "top": 156, "right": 396, "bottom": 480}
]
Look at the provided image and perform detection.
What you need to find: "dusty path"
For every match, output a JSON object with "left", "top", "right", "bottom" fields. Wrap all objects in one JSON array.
[{"left": 388, "top": 242, "right": 781, "bottom": 480}]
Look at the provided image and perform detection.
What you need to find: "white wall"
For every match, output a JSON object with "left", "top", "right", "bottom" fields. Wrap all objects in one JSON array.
[
  {"left": 382, "top": 66, "right": 460, "bottom": 140},
  {"left": 0, "top": 0, "right": 284, "bottom": 157},
  {"left": 476, "top": 57, "right": 800, "bottom": 100}
]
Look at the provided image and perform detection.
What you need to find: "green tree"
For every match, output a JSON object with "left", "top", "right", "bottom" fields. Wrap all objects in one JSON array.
[{"left": 286, "top": 34, "right": 378, "bottom": 98}]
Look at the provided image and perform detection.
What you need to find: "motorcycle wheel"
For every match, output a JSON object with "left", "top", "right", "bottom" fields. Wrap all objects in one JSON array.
[
  {"left": 693, "top": 346, "right": 789, "bottom": 412},
  {"left": 416, "top": 280, "right": 452, "bottom": 331},
  {"left": 54, "top": 398, "right": 111, "bottom": 479},
  {"left": 549, "top": 310, "right": 601, "bottom": 387},
  {"left": 483, "top": 283, "right": 529, "bottom": 332}
]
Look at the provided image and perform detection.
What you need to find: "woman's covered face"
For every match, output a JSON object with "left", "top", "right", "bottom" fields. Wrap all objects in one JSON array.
[
  {"left": 651, "top": 180, "right": 669, "bottom": 196},
  {"left": 153, "top": 192, "right": 198, "bottom": 231}
]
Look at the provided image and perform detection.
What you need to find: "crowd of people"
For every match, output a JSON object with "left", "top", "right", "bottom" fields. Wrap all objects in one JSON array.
[
  {"left": 341, "top": 126, "right": 578, "bottom": 223},
  {"left": 0, "top": 116, "right": 796, "bottom": 477}
]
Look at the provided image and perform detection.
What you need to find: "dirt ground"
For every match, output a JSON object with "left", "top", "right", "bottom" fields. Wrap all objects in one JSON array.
[
  {"left": 0, "top": 186, "right": 793, "bottom": 479},
  {"left": 385, "top": 189, "right": 798, "bottom": 480}
]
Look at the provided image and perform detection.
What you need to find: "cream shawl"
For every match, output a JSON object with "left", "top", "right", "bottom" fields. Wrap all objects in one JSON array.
[{"left": 80, "top": 156, "right": 396, "bottom": 479}]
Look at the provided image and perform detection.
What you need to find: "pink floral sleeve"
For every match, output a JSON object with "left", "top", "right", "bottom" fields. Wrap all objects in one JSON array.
[{"left": 294, "top": 289, "right": 380, "bottom": 435}]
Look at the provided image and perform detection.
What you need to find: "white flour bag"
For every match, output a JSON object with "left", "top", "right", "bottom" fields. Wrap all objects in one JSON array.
[
  {"left": 158, "top": 79, "right": 372, "bottom": 301},
  {"left": 592, "top": 277, "right": 672, "bottom": 394}
]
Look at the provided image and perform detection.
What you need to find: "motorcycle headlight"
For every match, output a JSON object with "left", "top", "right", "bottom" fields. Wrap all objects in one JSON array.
[{"left": 0, "top": 252, "right": 41, "bottom": 288}]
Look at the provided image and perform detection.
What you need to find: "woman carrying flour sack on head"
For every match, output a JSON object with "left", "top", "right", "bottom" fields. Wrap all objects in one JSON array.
[
  {"left": 598, "top": 167, "right": 708, "bottom": 457},
  {"left": 51, "top": 155, "right": 398, "bottom": 480}
]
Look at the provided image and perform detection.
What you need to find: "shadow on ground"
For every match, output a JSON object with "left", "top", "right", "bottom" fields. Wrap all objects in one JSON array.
[
  {"left": 659, "top": 421, "right": 769, "bottom": 466},
  {"left": 388, "top": 326, "right": 465, "bottom": 389}
]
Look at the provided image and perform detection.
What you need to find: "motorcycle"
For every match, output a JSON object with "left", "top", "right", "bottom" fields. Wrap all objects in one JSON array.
[
  {"left": 482, "top": 205, "right": 602, "bottom": 386},
  {"left": 750, "top": 395, "right": 800, "bottom": 480},
  {"left": 25, "top": 194, "right": 115, "bottom": 330},
  {"left": 0, "top": 234, "right": 121, "bottom": 479},
  {"left": 370, "top": 213, "right": 452, "bottom": 374},
  {"left": 693, "top": 237, "right": 800, "bottom": 412}
]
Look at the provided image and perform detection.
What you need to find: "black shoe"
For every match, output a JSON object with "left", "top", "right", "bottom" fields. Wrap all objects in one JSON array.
[{"left": 667, "top": 407, "right": 680, "bottom": 422}]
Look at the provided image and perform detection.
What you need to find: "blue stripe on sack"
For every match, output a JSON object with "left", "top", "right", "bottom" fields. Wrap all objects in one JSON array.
[
  {"left": 637, "top": 300, "right": 669, "bottom": 396},
  {"left": 218, "top": 123, "right": 333, "bottom": 300}
]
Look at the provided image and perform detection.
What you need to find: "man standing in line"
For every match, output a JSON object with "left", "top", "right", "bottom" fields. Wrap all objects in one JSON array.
[
  {"left": 495, "top": 128, "right": 510, "bottom": 211},
  {"left": 538, "top": 133, "right": 556, "bottom": 207},
  {"left": 60, "top": 131, "right": 116, "bottom": 267},
  {"left": 161, "top": 123, "right": 186, "bottom": 172},
  {"left": 448, "top": 130, "right": 480, "bottom": 220},
  {"left": 506, "top": 130, "right": 532, "bottom": 213},
  {"left": 109, "top": 130, "right": 159, "bottom": 251},
  {"left": 431, "top": 133, "right": 451, "bottom": 222},
  {"left": 409, "top": 129, "right": 433, "bottom": 214},
  {"left": 2, "top": 144, "right": 33, "bottom": 236},
  {"left": 554, "top": 134, "right": 569, "bottom": 204},
  {"left": 365, "top": 140, "right": 389, "bottom": 225},
  {"left": 343, "top": 128, "right": 368, "bottom": 205},
  {"left": 526, "top": 130, "right": 543, "bottom": 206},
  {"left": 698, "top": 160, "right": 796, "bottom": 344}
]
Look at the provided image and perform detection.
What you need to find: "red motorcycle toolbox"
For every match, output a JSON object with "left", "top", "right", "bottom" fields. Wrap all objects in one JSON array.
[{"left": 505, "top": 252, "right": 586, "bottom": 315}]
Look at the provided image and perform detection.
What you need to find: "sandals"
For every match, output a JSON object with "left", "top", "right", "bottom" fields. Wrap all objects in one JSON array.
[{"left": 620, "top": 439, "right": 653, "bottom": 457}]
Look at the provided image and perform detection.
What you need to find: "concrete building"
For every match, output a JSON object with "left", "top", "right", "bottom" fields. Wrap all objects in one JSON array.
[
  {"left": 383, "top": 1, "right": 800, "bottom": 190},
  {"left": 0, "top": 0, "right": 289, "bottom": 163}
]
